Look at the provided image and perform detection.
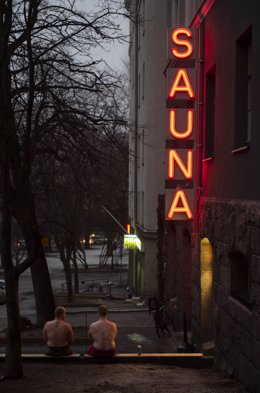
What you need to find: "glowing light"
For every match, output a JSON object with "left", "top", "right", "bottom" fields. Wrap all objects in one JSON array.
[
  {"left": 172, "top": 28, "right": 193, "bottom": 58},
  {"left": 123, "top": 234, "right": 142, "bottom": 251},
  {"left": 167, "top": 190, "right": 193, "bottom": 219},
  {"left": 168, "top": 69, "right": 195, "bottom": 98},
  {"left": 165, "top": 27, "right": 197, "bottom": 221},
  {"left": 169, "top": 109, "right": 193, "bottom": 139},
  {"left": 127, "top": 224, "right": 131, "bottom": 234},
  {"left": 168, "top": 150, "right": 193, "bottom": 179}
]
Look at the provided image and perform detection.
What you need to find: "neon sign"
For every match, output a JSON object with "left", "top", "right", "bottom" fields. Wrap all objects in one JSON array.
[
  {"left": 123, "top": 234, "right": 142, "bottom": 251},
  {"left": 165, "top": 28, "right": 197, "bottom": 220}
]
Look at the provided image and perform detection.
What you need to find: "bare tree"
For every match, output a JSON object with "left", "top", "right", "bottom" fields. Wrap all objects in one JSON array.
[{"left": 0, "top": 0, "right": 130, "bottom": 379}]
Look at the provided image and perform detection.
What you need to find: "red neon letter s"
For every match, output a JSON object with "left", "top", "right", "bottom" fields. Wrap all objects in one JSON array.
[{"left": 172, "top": 28, "right": 193, "bottom": 59}]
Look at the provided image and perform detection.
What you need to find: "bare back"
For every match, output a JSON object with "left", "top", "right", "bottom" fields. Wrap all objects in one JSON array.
[
  {"left": 89, "top": 319, "right": 117, "bottom": 351},
  {"left": 43, "top": 320, "right": 74, "bottom": 348}
]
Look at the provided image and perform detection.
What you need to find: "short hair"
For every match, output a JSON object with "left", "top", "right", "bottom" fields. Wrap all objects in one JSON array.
[
  {"left": 55, "top": 306, "right": 66, "bottom": 318},
  {"left": 98, "top": 304, "right": 108, "bottom": 317}
]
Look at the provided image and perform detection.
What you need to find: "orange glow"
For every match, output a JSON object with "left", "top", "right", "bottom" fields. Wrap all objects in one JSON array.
[
  {"left": 127, "top": 224, "right": 131, "bottom": 234},
  {"left": 169, "top": 69, "right": 195, "bottom": 98},
  {"left": 168, "top": 150, "right": 193, "bottom": 179},
  {"left": 167, "top": 190, "right": 193, "bottom": 219},
  {"left": 172, "top": 28, "right": 193, "bottom": 58},
  {"left": 169, "top": 109, "right": 193, "bottom": 139}
]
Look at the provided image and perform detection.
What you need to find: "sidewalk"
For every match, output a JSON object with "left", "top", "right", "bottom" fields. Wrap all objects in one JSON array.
[
  {"left": 0, "top": 262, "right": 193, "bottom": 355},
  {"left": 0, "top": 362, "right": 250, "bottom": 393},
  {"left": 1, "top": 296, "right": 184, "bottom": 355}
]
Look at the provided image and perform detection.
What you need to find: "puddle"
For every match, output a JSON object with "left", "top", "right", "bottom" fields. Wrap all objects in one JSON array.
[{"left": 127, "top": 333, "right": 152, "bottom": 344}]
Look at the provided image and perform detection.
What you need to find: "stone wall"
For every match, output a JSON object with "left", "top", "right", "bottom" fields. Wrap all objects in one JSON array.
[{"left": 200, "top": 197, "right": 260, "bottom": 392}]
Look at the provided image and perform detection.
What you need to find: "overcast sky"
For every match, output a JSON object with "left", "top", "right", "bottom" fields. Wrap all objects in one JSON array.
[{"left": 76, "top": 0, "right": 129, "bottom": 72}]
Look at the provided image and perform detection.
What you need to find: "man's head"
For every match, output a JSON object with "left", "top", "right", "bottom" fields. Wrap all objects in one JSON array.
[
  {"left": 98, "top": 304, "right": 108, "bottom": 318},
  {"left": 55, "top": 306, "right": 67, "bottom": 320}
]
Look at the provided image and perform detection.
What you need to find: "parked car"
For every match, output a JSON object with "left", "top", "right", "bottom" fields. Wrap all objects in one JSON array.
[{"left": 90, "top": 234, "right": 107, "bottom": 246}]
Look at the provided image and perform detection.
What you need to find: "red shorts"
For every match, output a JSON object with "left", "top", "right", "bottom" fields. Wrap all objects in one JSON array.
[{"left": 87, "top": 345, "right": 116, "bottom": 358}]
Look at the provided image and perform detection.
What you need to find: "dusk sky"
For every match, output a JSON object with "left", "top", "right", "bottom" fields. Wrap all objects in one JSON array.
[{"left": 77, "top": 0, "right": 129, "bottom": 71}]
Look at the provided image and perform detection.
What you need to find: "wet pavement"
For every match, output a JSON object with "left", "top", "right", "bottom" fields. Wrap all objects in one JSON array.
[{"left": 1, "top": 260, "right": 185, "bottom": 355}]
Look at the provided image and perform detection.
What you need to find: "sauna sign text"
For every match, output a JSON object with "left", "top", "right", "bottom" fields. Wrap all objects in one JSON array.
[{"left": 165, "top": 28, "right": 197, "bottom": 221}]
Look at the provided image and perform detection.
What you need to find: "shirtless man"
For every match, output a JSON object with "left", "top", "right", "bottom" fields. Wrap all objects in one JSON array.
[
  {"left": 87, "top": 304, "right": 117, "bottom": 357},
  {"left": 43, "top": 306, "right": 74, "bottom": 356}
]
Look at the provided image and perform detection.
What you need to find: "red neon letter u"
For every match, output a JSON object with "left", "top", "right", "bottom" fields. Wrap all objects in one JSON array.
[{"left": 169, "top": 109, "right": 193, "bottom": 139}]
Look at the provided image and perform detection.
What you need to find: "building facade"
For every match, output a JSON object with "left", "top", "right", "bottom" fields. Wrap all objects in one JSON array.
[
  {"left": 127, "top": 0, "right": 260, "bottom": 391},
  {"left": 195, "top": 1, "right": 260, "bottom": 390}
]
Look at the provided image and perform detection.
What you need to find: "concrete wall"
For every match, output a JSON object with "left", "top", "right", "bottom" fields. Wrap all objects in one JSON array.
[{"left": 128, "top": 0, "right": 170, "bottom": 297}]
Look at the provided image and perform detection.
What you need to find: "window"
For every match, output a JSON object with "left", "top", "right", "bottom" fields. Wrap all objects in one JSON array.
[
  {"left": 142, "top": 62, "right": 145, "bottom": 100},
  {"left": 203, "top": 66, "right": 216, "bottom": 159},
  {"left": 234, "top": 27, "right": 252, "bottom": 148},
  {"left": 137, "top": 132, "right": 140, "bottom": 168},
  {"left": 167, "top": 0, "right": 173, "bottom": 28},
  {"left": 172, "top": 0, "right": 178, "bottom": 26},
  {"left": 141, "top": 129, "right": 145, "bottom": 166},
  {"left": 141, "top": 191, "right": 144, "bottom": 226},
  {"left": 178, "top": 0, "right": 185, "bottom": 26},
  {"left": 172, "top": 0, "right": 184, "bottom": 26},
  {"left": 138, "top": 73, "right": 140, "bottom": 107},
  {"left": 142, "top": 0, "right": 145, "bottom": 36},
  {"left": 230, "top": 251, "right": 250, "bottom": 307}
]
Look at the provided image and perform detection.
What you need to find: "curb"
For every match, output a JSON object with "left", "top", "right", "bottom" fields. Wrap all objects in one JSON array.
[
  {"left": 0, "top": 352, "right": 215, "bottom": 368},
  {"left": 67, "top": 307, "right": 149, "bottom": 314}
]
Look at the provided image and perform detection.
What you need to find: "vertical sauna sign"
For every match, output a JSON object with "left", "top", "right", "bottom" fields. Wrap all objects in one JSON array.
[{"left": 165, "top": 28, "right": 197, "bottom": 220}]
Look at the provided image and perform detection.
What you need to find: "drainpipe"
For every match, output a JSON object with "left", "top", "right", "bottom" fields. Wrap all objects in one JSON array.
[
  {"left": 194, "top": 15, "right": 205, "bottom": 349},
  {"left": 134, "top": 0, "right": 139, "bottom": 229},
  {"left": 195, "top": 21, "right": 205, "bottom": 234}
]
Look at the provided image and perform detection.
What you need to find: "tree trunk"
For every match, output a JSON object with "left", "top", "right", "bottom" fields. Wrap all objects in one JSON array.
[
  {"left": 61, "top": 252, "right": 73, "bottom": 302},
  {"left": 72, "top": 249, "right": 79, "bottom": 294},
  {"left": 64, "top": 261, "right": 73, "bottom": 302},
  {"left": 4, "top": 275, "right": 23, "bottom": 379},
  {"left": 12, "top": 187, "right": 55, "bottom": 325},
  {"left": 1, "top": 171, "right": 23, "bottom": 378},
  {"left": 55, "top": 241, "right": 73, "bottom": 301},
  {"left": 30, "top": 244, "right": 55, "bottom": 325}
]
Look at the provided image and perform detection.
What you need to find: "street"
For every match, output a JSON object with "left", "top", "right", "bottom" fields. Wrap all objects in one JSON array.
[{"left": 0, "top": 246, "right": 129, "bottom": 330}]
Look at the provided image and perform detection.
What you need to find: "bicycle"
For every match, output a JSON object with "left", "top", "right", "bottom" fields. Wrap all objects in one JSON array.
[{"left": 148, "top": 297, "right": 175, "bottom": 338}]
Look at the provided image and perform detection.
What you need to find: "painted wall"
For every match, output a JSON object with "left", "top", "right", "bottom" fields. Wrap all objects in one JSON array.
[
  {"left": 202, "top": 0, "right": 260, "bottom": 200},
  {"left": 128, "top": 0, "right": 170, "bottom": 297},
  {"left": 199, "top": 1, "right": 260, "bottom": 391}
]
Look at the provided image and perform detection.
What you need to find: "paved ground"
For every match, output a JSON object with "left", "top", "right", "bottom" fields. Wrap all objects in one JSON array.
[
  {"left": 0, "top": 363, "right": 250, "bottom": 393},
  {"left": 0, "top": 248, "right": 250, "bottom": 391}
]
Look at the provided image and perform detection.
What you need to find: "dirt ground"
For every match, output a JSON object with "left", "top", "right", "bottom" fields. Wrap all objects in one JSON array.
[{"left": 0, "top": 363, "right": 250, "bottom": 393}]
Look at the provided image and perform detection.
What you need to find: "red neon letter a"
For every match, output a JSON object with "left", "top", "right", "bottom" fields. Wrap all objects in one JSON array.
[
  {"left": 169, "top": 69, "right": 195, "bottom": 99},
  {"left": 167, "top": 190, "right": 193, "bottom": 219}
]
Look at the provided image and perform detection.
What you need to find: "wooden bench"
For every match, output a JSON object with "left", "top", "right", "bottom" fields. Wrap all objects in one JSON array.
[{"left": 0, "top": 352, "right": 214, "bottom": 367}]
